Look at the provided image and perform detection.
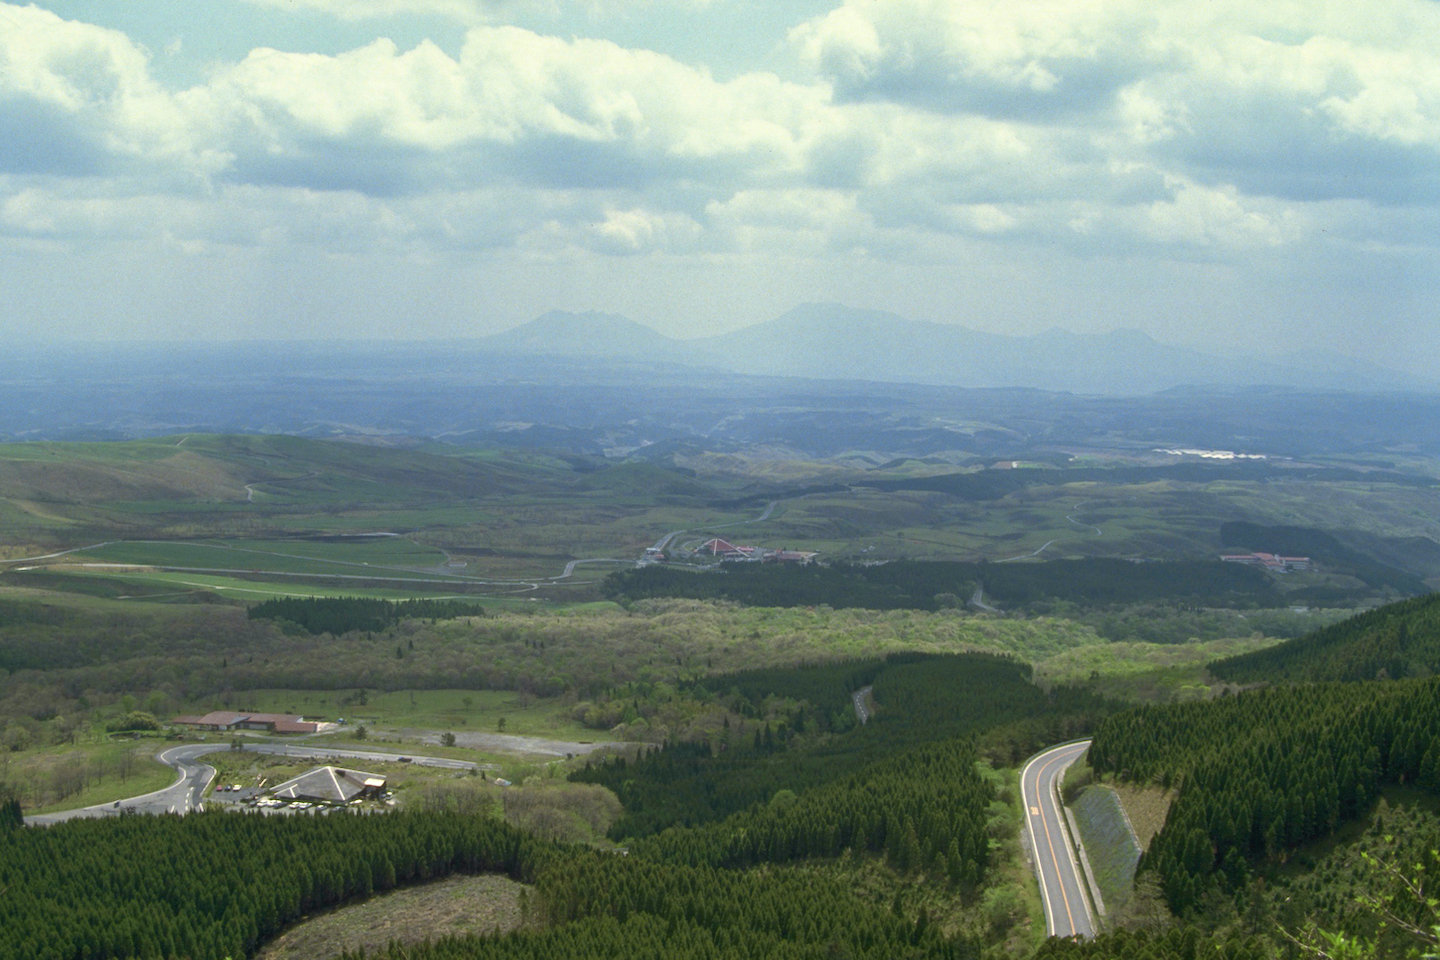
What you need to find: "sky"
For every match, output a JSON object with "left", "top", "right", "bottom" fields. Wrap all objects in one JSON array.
[{"left": 0, "top": 0, "right": 1437, "bottom": 373}]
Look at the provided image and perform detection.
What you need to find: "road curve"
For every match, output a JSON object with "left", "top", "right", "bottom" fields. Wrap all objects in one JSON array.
[
  {"left": 23, "top": 742, "right": 484, "bottom": 826},
  {"left": 851, "top": 686, "right": 873, "bottom": 724},
  {"left": 1021, "top": 740, "right": 1096, "bottom": 939},
  {"left": 26, "top": 743, "right": 226, "bottom": 824}
]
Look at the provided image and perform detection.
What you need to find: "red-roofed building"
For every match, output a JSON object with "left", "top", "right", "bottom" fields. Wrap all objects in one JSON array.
[{"left": 172, "top": 711, "right": 320, "bottom": 734}]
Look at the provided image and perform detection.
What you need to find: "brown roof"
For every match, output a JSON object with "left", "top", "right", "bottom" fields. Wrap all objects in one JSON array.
[
  {"left": 172, "top": 711, "right": 311, "bottom": 728},
  {"left": 271, "top": 719, "right": 318, "bottom": 734}
]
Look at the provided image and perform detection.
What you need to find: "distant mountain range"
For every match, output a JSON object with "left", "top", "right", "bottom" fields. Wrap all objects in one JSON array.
[{"left": 476, "top": 304, "right": 1430, "bottom": 395}]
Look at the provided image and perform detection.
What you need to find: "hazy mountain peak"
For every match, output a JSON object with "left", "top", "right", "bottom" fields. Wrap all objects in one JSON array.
[
  {"left": 482, "top": 310, "right": 678, "bottom": 357},
  {"left": 472, "top": 304, "right": 1431, "bottom": 395}
]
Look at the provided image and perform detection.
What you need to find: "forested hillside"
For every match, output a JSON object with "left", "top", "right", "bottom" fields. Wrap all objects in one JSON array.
[
  {"left": 1088, "top": 678, "right": 1440, "bottom": 914},
  {"left": 2, "top": 652, "right": 1104, "bottom": 959},
  {"left": 574, "top": 653, "right": 1108, "bottom": 837},
  {"left": 0, "top": 810, "right": 546, "bottom": 960},
  {"left": 1211, "top": 592, "right": 1440, "bottom": 682}
]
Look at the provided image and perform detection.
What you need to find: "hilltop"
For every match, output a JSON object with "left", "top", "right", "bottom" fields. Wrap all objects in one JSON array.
[{"left": 1211, "top": 592, "right": 1440, "bottom": 683}]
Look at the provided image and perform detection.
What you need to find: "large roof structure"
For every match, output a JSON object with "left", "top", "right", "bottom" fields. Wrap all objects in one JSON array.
[
  {"left": 697, "top": 538, "right": 754, "bottom": 556},
  {"left": 268, "top": 766, "right": 387, "bottom": 804}
]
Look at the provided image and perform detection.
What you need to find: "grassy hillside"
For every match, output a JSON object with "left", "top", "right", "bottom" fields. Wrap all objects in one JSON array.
[{"left": 1210, "top": 592, "right": 1440, "bottom": 683}]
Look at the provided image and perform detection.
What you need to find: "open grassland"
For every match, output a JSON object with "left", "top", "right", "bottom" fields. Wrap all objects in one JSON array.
[
  {"left": 3, "top": 435, "right": 1438, "bottom": 648},
  {"left": 0, "top": 737, "right": 175, "bottom": 814},
  {"left": 212, "top": 688, "right": 608, "bottom": 742},
  {"left": 12, "top": 567, "right": 501, "bottom": 603},
  {"left": 83, "top": 537, "right": 453, "bottom": 571},
  {"left": 256, "top": 874, "right": 530, "bottom": 960}
]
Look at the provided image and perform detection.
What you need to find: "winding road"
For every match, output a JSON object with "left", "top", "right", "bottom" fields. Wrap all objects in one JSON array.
[
  {"left": 1022, "top": 740, "right": 1096, "bottom": 939},
  {"left": 997, "top": 500, "right": 1105, "bottom": 563},
  {"left": 23, "top": 741, "right": 486, "bottom": 826},
  {"left": 851, "top": 686, "right": 873, "bottom": 724}
]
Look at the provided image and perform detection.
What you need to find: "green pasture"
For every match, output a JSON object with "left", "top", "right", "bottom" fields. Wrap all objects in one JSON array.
[
  {"left": 0, "top": 437, "right": 193, "bottom": 465},
  {"left": 6, "top": 433, "right": 1440, "bottom": 606},
  {"left": 77, "top": 538, "right": 453, "bottom": 576},
  {"left": 26, "top": 567, "right": 504, "bottom": 602}
]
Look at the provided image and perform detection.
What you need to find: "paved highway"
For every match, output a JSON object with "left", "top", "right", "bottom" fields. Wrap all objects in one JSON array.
[
  {"left": 27, "top": 743, "right": 226, "bottom": 824},
  {"left": 851, "top": 686, "right": 873, "bottom": 724},
  {"left": 24, "top": 742, "right": 483, "bottom": 825},
  {"left": 1022, "top": 740, "right": 1096, "bottom": 939}
]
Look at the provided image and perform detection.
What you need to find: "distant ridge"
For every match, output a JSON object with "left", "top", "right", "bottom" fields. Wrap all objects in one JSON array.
[
  {"left": 479, "top": 310, "right": 687, "bottom": 360},
  {"left": 474, "top": 303, "right": 1433, "bottom": 395}
]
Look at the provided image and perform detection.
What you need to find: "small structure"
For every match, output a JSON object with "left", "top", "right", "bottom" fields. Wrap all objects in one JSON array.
[
  {"left": 764, "top": 549, "right": 817, "bottom": 564},
  {"left": 1220, "top": 552, "right": 1310, "bottom": 572},
  {"left": 268, "top": 766, "right": 388, "bottom": 805},
  {"left": 171, "top": 711, "right": 324, "bottom": 734}
]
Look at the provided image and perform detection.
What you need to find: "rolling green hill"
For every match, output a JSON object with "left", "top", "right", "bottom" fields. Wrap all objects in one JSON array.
[
  {"left": 0, "top": 435, "right": 724, "bottom": 554},
  {"left": 1210, "top": 592, "right": 1440, "bottom": 683}
]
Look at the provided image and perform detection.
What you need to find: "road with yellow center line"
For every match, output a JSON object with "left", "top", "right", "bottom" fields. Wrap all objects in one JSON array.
[{"left": 1021, "top": 740, "right": 1096, "bottom": 939}]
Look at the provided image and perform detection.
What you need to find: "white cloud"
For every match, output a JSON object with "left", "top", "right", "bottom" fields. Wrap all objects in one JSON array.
[
  {"left": 791, "top": 0, "right": 1151, "bottom": 116},
  {"left": 2, "top": 0, "right": 1439, "bottom": 275},
  {"left": 187, "top": 25, "right": 827, "bottom": 195},
  {"left": 236, "top": 0, "right": 719, "bottom": 26},
  {"left": 585, "top": 206, "right": 705, "bottom": 254},
  {"left": 237, "top": 0, "right": 511, "bottom": 26},
  {"left": 791, "top": 0, "right": 1440, "bottom": 207},
  {"left": 0, "top": 4, "right": 215, "bottom": 178}
]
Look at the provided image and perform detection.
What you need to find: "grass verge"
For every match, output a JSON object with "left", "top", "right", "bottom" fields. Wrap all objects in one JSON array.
[{"left": 1069, "top": 785, "right": 1143, "bottom": 923}]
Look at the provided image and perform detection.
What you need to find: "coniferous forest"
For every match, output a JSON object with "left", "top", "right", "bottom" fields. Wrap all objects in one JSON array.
[{"left": 5, "top": 606, "right": 1440, "bottom": 959}]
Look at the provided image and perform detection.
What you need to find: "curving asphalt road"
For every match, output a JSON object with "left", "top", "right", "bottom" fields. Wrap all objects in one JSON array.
[
  {"left": 1021, "top": 740, "right": 1096, "bottom": 939},
  {"left": 851, "top": 686, "right": 873, "bottom": 724},
  {"left": 26, "top": 743, "right": 226, "bottom": 824},
  {"left": 23, "top": 741, "right": 483, "bottom": 826}
]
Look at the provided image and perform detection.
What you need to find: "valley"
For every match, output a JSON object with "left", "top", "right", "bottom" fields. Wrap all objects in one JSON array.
[{"left": 1, "top": 374, "right": 1438, "bottom": 960}]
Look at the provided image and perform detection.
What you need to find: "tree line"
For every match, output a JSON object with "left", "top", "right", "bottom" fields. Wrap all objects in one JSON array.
[
  {"left": 1211, "top": 592, "right": 1440, "bottom": 683},
  {"left": 0, "top": 810, "right": 547, "bottom": 960},
  {"left": 1088, "top": 678, "right": 1440, "bottom": 915},
  {"left": 348, "top": 854, "right": 972, "bottom": 959},
  {"left": 247, "top": 597, "right": 484, "bottom": 636},
  {"left": 573, "top": 653, "right": 1110, "bottom": 839},
  {"left": 606, "top": 558, "right": 1284, "bottom": 612}
]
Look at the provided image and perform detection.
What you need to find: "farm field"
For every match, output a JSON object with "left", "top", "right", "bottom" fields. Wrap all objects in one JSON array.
[{"left": 4, "top": 433, "right": 1440, "bottom": 620}]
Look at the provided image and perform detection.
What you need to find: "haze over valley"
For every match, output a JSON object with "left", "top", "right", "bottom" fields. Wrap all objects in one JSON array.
[{"left": 3, "top": 2, "right": 1439, "bottom": 959}]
